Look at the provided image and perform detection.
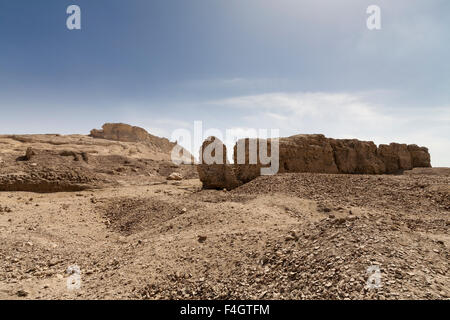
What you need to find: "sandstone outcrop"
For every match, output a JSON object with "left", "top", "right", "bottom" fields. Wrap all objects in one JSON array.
[
  {"left": 90, "top": 123, "right": 194, "bottom": 164},
  {"left": 90, "top": 123, "right": 175, "bottom": 153},
  {"left": 197, "top": 134, "right": 432, "bottom": 190}
]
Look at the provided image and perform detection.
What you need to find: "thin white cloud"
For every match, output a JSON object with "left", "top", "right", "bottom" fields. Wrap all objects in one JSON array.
[{"left": 212, "top": 92, "right": 394, "bottom": 126}]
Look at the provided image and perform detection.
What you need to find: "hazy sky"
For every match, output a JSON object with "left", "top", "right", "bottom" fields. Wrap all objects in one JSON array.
[{"left": 0, "top": 0, "right": 449, "bottom": 166}]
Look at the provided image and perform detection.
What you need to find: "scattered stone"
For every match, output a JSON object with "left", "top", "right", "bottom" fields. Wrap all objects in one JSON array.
[
  {"left": 81, "top": 152, "right": 89, "bottom": 162},
  {"left": 319, "top": 206, "right": 332, "bottom": 213},
  {"left": 16, "top": 290, "right": 29, "bottom": 297},
  {"left": 0, "top": 206, "right": 12, "bottom": 213},
  {"left": 167, "top": 173, "right": 183, "bottom": 181},
  {"left": 25, "top": 147, "right": 35, "bottom": 161},
  {"left": 285, "top": 231, "right": 299, "bottom": 242}
]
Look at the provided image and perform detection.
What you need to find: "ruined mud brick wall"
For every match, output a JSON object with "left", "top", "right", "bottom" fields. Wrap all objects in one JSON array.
[
  {"left": 197, "top": 137, "right": 241, "bottom": 189},
  {"left": 197, "top": 134, "right": 431, "bottom": 190}
]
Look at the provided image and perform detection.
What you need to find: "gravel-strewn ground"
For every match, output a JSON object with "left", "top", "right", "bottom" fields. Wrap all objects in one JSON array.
[{"left": 1, "top": 168, "right": 448, "bottom": 300}]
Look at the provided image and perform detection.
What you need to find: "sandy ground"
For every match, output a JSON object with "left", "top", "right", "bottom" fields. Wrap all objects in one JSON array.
[{"left": 0, "top": 169, "right": 448, "bottom": 300}]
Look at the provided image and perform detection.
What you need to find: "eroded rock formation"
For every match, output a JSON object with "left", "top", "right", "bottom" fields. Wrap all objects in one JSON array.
[
  {"left": 197, "top": 134, "right": 432, "bottom": 190},
  {"left": 90, "top": 123, "right": 194, "bottom": 163},
  {"left": 90, "top": 123, "right": 176, "bottom": 153}
]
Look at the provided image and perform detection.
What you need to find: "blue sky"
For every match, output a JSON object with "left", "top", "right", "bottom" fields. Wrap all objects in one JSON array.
[{"left": 0, "top": 0, "right": 449, "bottom": 166}]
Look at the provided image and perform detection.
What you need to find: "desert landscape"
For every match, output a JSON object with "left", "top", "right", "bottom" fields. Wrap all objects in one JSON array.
[{"left": 0, "top": 123, "right": 448, "bottom": 300}]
